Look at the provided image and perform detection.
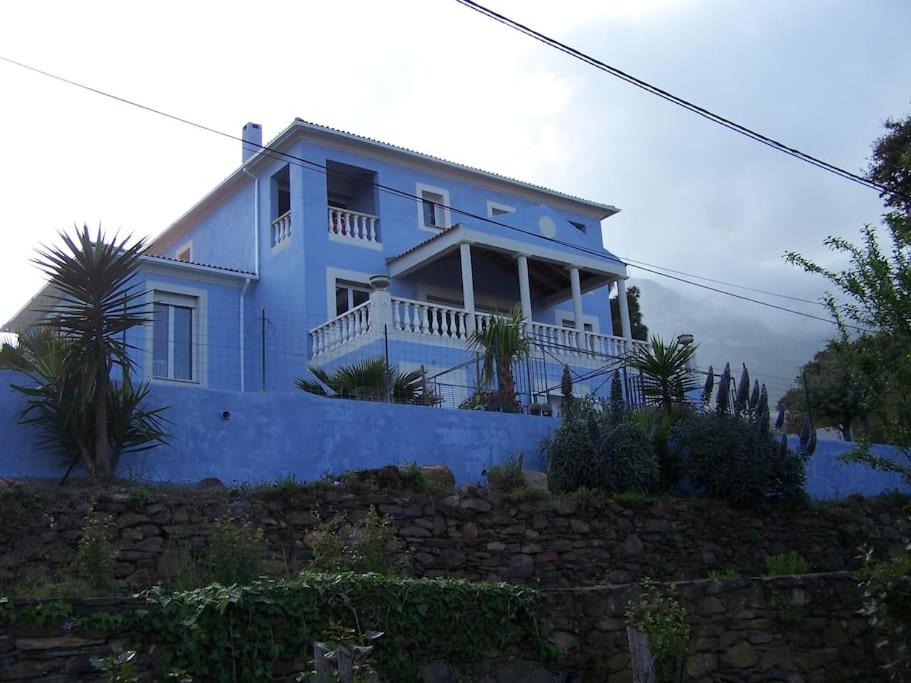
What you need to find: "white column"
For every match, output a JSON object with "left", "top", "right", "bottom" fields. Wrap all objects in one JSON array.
[
  {"left": 516, "top": 254, "right": 532, "bottom": 325},
  {"left": 616, "top": 278, "right": 633, "bottom": 340},
  {"left": 569, "top": 266, "right": 584, "bottom": 348},
  {"left": 460, "top": 242, "right": 476, "bottom": 333}
]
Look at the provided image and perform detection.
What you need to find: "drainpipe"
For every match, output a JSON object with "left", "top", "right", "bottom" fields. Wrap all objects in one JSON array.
[
  {"left": 239, "top": 278, "right": 251, "bottom": 392},
  {"left": 242, "top": 167, "right": 260, "bottom": 277}
]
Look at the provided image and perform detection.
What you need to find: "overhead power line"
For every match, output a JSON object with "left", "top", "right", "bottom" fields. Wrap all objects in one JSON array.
[
  {"left": 0, "top": 54, "right": 851, "bottom": 330},
  {"left": 454, "top": 0, "right": 908, "bottom": 203}
]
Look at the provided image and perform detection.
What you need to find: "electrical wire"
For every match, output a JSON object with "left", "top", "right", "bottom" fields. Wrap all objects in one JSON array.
[
  {"left": 453, "top": 0, "right": 910, "bottom": 205},
  {"left": 0, "top": 54, "right": 854, "bottom": 329}
]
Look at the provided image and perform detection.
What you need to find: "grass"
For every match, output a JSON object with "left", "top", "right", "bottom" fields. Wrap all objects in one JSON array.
[{"left": 764, "top": 551, "right": 811, "bottom": 577}]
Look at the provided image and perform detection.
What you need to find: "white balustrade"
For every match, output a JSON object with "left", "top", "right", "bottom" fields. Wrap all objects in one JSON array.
[
  {"left": 309, "top": 300, "right": 371, "bottom": 358},
  {"left": 272, "top": 211, "right": 291, "bottom": 247},
  {"left": 391, "top": 297, "right": 469, "bottom": 340},
  {"left": 529, "top": 321, "right": 635, "bottom": 359},
  {"left": 327, "top": 207, "right": 380, "bottom": 244}
]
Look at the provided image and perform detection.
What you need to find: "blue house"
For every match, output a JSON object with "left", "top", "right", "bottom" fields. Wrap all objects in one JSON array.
[{"left": 5, "top": 119, "right": 641, "bottom": 411}]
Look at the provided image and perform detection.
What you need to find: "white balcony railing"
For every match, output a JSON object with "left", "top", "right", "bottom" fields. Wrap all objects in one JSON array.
[
  {"left": 272, "top": 211, "right": 291, "bottom": 248},
  {"left": 328, "top": 207, "right": 379, "bottom": 244},
  {"left": 392, "top": 297, "right": 470, "bottom": 340},
  {"left": 309, "top": 300, "right": 371, "bottom": 357}
]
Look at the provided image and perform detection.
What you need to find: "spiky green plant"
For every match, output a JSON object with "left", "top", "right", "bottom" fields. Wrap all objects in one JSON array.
[
  {"left": 561, "top": 365, "right": 574, "bottom": 409},
  {"left": 32, "top": 227, "right": 150, "bottom": 478},
  {"left": 629, "top": 336, "right": 699, "bottom": 415},
  {"left": 701, "top": 366, "right": 714, "bottom": 407},
  {"left": 467, "top": 308, "right": 530, "bottom": 406},
  {"left": 734, "top": 364, "right": 750, "bottom": 415},
  {"left": 296, "top": 356, "right": 439, "bottom": 405},
  {"left": 715, "top": 363, "right": 732, "bottom": 414},
  {"left": 0, "top": 329, "right": 168, "bottom": 477}
]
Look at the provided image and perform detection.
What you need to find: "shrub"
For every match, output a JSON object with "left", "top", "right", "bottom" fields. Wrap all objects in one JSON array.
[
  {"left": 859, "top": 511, "right": 911, "bottom": 679},
  {"left": 625, "top": 578, "right": 691, "bottom": 683},
  {"left": 486, "top": 454, "right": 526, "bottom": 493},
  {"left": 544, "top": 397, "right": 659, "bottom": 494},
  {"left": 673, "top": 412, "right": 806, "bottom": 507},
  {"left": 75, "top": 513, "right": 118, "bottom": 594},
  {"left": 707, "top": 568, "right": 741, "bottom": 581},
  {"left": 398, "top": 462, "right": 450, "bottom": 494},
  {"left": 309, "top": 507, "right": 408, "bottom": 576},
  {"left": 764, "top": 551, "right": 811, "bottom": 576},
  {"left": 207, "top": 518, "right": 267, "bottom": 585}
]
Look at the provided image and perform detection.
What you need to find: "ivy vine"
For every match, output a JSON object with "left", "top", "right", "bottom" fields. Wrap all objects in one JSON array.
[{"left": 132, "top": 571, "right": 553, "bottom": 682}]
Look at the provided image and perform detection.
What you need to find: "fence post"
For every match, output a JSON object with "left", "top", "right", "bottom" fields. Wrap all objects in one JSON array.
[{"left": 627, "top": 627, "right": 657, "bottom": 683}]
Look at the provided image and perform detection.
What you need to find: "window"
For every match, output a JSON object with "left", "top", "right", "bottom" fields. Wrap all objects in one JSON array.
[
  {"left": 335, "top": 281, "right": 370, "bottom": 316},
  {"left": 153, "top": 292, "right": 197, "bottom": 381},
  {"left": 416, "top": 184, "right": 450, "bottom": 231},
  {"left": 569, "top": 220, "right": 586, "bottom": 232},
  {"left": 486, "top": 201, "right": 516, "bottom": 217},
  {"left": 271, "top": 166, "right": 291, "bottom": 219},
  {"left": 561, "top": 318, "right": 593, "bottom": 332},
  {"left": 422, "top": 191, "right": 445, "bottom": 227}
]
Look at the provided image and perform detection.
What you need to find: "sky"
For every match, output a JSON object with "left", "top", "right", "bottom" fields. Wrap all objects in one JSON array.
[{"left": 0, "top": 0, "right": 909, "bottom": 389}]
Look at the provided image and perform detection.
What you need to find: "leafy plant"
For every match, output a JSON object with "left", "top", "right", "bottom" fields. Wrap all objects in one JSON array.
[
  {"left": 458, "top": 389, "right": 520, "bottom": 413},
  {"left": 544, "top": 396, "right": 659, "bottom": 494},
  {"left": 207, "top": 518, "right": 266, "bottom": 585},
  {"left": 706, "top": 568, "right": 741, "bottom": 581},
  {"left": 308, "top": 508, "right": 408, "bottom": 577},
  {"left": 673, "top": 412, "right": 806, "bottom": 507},
  {"left": 90, "top": 648, "right": 139, "bottom": 683},
  {"left": 467, "top": 308, "right": 530, "bottom": 408},
  {"left": 31, "top": 227, "right": 151, "bottom": 479},
  {"left": 629, "top": 336, "right": 699, "bottom": 415},
  {"left": 305, "top": 622, "right": 383, "bottom": 682},
  {"left": 397, "top": 462, "right": 448, "bottom": 494},
  {"left": 75, "top": 512, "right": 118, "bottom": 594},
  {"left": 764, "top": 551, "right": 811, "bottom": 576},
  {"left": 485, "top": 454, "right": 526, "bottom": 493},
  {"left": 625, "top": 578, "right": 691, "bottom": 683},
  {"left": 560, "top": 365, "right": 574, "bottom": 409},
  {"left": 858, "top": 513, "right": 911, "bottom": 680},
  {"left": 136, "top": 573, "right": 550, "bottom": 682},
  {"left": 296, "top": 356, "right": 438, "bottom": 405}
]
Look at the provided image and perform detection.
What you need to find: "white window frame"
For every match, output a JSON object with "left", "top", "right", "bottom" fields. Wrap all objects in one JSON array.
[
  {"left": 325, "top": 267, "right": 373, "bottom": 320},
  {"left": 145, "top": 282, "right": 208, "bottom": 386},
  {"left": 555, "top": 308, "right": 600, "bottom": 334},
  {"left": 416, "top": 183, "right": 451, "bottom": 233},
  {"left": 176, "top": 241, "right": 193, "bottom": 262},
  {"left": 486, "top": 200, "right": 516, "bottom": 218}
]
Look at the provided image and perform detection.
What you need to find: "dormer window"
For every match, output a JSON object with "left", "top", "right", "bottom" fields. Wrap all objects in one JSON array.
[
  {"left": 417, "top": 183, "right": 451, "bottom": 231},
  {"left": 569, "top": 220, "right": 586, "bottom": 232},
  {"left": 486, "top": 201, "right": 515, "bottom": 217}
]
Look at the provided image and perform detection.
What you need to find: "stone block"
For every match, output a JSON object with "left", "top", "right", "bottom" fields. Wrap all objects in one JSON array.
[
  {"left": 509, "top": 553, "right": 535, "bottom": 579},
  {"left": 721, "top": 641, "right": 759, "bottom": 669}
]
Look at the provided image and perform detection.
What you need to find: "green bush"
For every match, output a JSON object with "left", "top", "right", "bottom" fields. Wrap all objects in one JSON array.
[
  {"left": 486, "top": 455, "right": 526, "bottom": 493},
  {"left": 707, "top": 568, "right": 741, "bottom": 580},
  {"left": 859, "top": 510, "right": 911, "bottom": 680},
  {"left": 137, "top": 572, "right": 550, "bottom": 682},
  {"left": 309, "top": 508, "right": 409, "bottom": 577},
  {"left": 544, "top": 397, "right": 658, "bottom": 494},
  {"left": 207, "top": 518, "right": 267, "bottom": 585},
  {"left": 673, "top": 412, "right": 806, "bottom": 507},
  {"left": 625, "top": 578, "right": 690, "bottom": 683},
  {"left": 764, "top": 551, "right": 811, "bottom": 576}
]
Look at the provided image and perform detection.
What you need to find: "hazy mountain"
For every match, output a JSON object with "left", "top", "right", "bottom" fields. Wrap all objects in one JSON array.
[{"left": 632, "top": 278, "right": 833, "bottom": 405}]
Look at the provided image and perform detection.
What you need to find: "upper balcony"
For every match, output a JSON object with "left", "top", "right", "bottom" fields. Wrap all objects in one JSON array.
[{"left": 326, "top": 161, "right": 381, "bottom": 249}]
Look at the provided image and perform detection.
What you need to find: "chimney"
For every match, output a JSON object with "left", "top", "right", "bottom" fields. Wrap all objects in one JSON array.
[{"left": 242, "top": 122, "right": 262, "bottom": 162}]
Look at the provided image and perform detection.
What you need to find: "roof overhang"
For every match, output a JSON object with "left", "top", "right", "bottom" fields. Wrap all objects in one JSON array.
[
  {"left": 2, "top": 256, "right": 256, "bottom": 333},
  {"left": 388, "top": 225, "right": 627, "bottom": 278},
  {"left": 149, "top": 119, "right": 620, "bottom": 254}
]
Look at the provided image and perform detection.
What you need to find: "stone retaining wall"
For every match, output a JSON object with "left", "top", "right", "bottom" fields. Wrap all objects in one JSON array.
[
  {"left": 0, "top": 573, "right": 888, "bottom": 682},
  {"left": 0, "top": 481, "right": 905, "bottom": 591}
]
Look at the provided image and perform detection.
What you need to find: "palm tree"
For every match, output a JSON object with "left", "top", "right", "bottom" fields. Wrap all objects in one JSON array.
[
  {"left": 296, "top": 356, "right": 439, "bottom": 405},
  {"left": 33, "top": 227, "right": 150, "bottom": 478},
  {"left": 629, "top": 336, "right": 699, "bottom": 415},
  {"left": 467, "top": 308, "right": 530, "bottom": 407}
]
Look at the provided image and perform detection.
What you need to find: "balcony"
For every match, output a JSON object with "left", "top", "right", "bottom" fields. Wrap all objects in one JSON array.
[
  {"left": 327, "top": 207, "right": 380, "bottom": 247},
  {"left": 271, "top": 211, "right": 291, "bottom": 248},
  {"left": 308, "top": 294, "right": 643, "bottom": 362}
]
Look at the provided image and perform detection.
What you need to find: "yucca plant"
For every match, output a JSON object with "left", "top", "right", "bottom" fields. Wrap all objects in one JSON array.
[
  {"left": 467, "top": 308, "right": 530, "bottom": 407},
  {"left": 296, "top": 356, "right": 439, "bottom": 405},
  {"left": 629, "top": 336, "right": 699, "bottom": 415},
  {"left": 32, "top": 226, "right": 150, "bottom": 478},
  {"left": 0, "top": 329, "right": 168, "bottom": 478}
]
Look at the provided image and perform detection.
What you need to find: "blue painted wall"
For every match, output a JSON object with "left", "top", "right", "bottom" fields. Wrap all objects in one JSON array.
[{"left": 2, "top": 371, "right": 908, "bottom": 499}]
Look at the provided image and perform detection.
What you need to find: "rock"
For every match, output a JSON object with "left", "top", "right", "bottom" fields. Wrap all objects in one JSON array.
[
  {"left": 696, "top": 596, "right": 725, "bottom": 615},
  {"left": 622, "top": 534, "right": 644, "bottom": 556},
  {"left": 461, "top": 522, "right": 479, "bottom": 539},
  {"left": 400, "top": 525, "right": 431, "bottom": 537},
  {"left": 509, "top": 553, "right": 535, "bottom": 578},
  {"left": 0, "top": 477, "right": 15, "bottom": 490},
  {"left": 460, "top": 498, "right": 492, "bottom": 512},
  {"left": 548, "top": 630, "right": 578, "bottom": 651},
  {"left": 441, "top": 549, "right": 466, "bottom": 569},
  {"left": 420, "top": 464, "right": 455, "bottom": 489},
  {"left": 16, "top": 636, "right": 104, "bottom": 650},
  {"left": 121, "top": 527, "right": 143, "bottom": 542},
  {"left": 198, "top": 477, "right": 226, "bottom": 490},
  {"left": 686, "top": 653, "right": 719, "bottom": 678},
  {"left": 522, "top": 470, "right": 548, "bottom": 492},
  {"left": 495, "top": 658, "right": 556, "bottom": 683},
  {"left": 722, "top": 641, "right": 759, "bottom": 669},
  {"left": 157, "top": 548, "right": 189, "bottom": 579},
  {"left": 487, "top": 541, "right": 506, "bottom": 551},
  {"left": 116, "top": 512, "right": 150, "bottom": 528},
  {"left": 126, "top": 568, "right": 154, "bottom": 590},
  {"left": 570, "top": 518, "right": 591, "bottom": 533}
]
